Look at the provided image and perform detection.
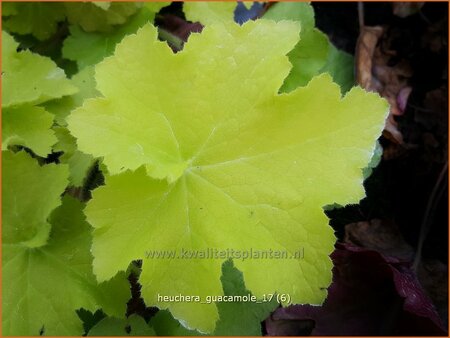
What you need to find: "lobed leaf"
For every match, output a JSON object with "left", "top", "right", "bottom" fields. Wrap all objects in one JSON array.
[
  {"left": 2, "top": 2, "right": 65, "bottom": 40},
  {"left": 150, "top": 260, "right": 278, "bottom": 335},
  {"left": 214, "top": 260, "right": 278, "bottom": 335},
  {"left": 53, "top": 127, "right": 96, "bottom": 187},
  {"left": 87, "top": 315, "right": 154, "bottom": 336},
  {"left": 2, "top": 151, "right": 68, "bottom": 247},
  {"left": 64, "top": 2, "right": 139, "bottom": 33},
  {"left": 319, "top": 44, "right": 355, "bottom": 93},
  {"left": 2, "top": 194, "right": 130, "bottom": 336},
  {"left": 2, "top": 31, "right": 77, "bottom": 108},
  {"left": 2, "top": 105, "right": 57, "bottom": 157},
  {"left": 45, "top": 66, "right": 100, "bottom": 126},
  {"left": 264, "top": 2, "right": 330, "bottom": 91},
  {"left": 1, "top": 2, "right": 144, "bottom": 41},
  {"left": 68, "top": 20, "right": 388, "bottom": 332},
  {"left": 62, "top": 6, "right": 166, "bottom": 69}
]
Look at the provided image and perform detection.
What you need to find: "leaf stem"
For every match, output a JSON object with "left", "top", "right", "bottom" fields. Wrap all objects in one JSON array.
[{"left": 358, "top": 2, "right": 365, "bottom": 29}]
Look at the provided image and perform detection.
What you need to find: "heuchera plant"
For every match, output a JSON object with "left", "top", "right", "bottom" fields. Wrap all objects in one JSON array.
[
  {"left": 2, "top": 1, "right": 389, "bottom": 336},
  {"left": 67, "top": 20, "right": 388, "bottom": 332}
]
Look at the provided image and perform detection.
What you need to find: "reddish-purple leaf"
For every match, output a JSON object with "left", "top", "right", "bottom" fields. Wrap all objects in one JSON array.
[{"left": 265, "top": 243, "right": 446, "bottom": 336}]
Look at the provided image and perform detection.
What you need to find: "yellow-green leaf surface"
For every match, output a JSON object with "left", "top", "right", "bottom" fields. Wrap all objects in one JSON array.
[
  {"left": 2, "top": 105, "right": 57, "bottom": 157},
  {"left": 184, "top": 2, "right": 237, "bottom": 24},
  {"left": 2, "top": 31, "right": 77, "bottom": 108},
  {"left": 2, "top": 2, "right": 65, "bottom": 40},
  {"left": 68, "top": 21, "right": 389, "bottom": 332},
  {"left": 2, "top": 195, "right": 130, "bottom": 336},
  {"left": 68, "top": 21, "right": 299, "bottom": 179},
  {"left": 2, "top": 151, "right": 68, "bottom": 247}
]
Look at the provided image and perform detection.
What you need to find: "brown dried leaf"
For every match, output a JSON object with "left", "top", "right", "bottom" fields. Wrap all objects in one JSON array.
[{"left": 345, "top": 219, "right": 414, "bottom": 261}]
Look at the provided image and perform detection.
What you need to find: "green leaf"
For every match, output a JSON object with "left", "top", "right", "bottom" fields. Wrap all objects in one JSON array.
[
  {"left": 2, "top": 31, "right": 77, "bottom": 108},
  {"left": 320, "top": 44, "right": 355, "bottom": 94},
  {"left": 2, "top": 2, "right": 66, "bottom": 40},
  {"left": 93, "top": 2, "right": 112, "bottom": 11},
  {"left": 264, "top": 2, "right": 315, "bottom": 29},
  {"left": 2, "top": 105, "right": 57, "bottom": 157},
  {"left": 214, "top": 260, "right": 278, "bottom": 335},
  {"left": 264, "top": 2, "right": 330, "bottom": 91},
  {"left": 2, "top": 194, "right": 130, "bottom": 336},
  {"left": 64, "top": 2, "right": 139, "bottom": 33},
  {"left": 1, "top": 32, "right": 76, "bottom": 157},
  {"left": 282, "top": 28, "right": 329, "bottom": 91},
  {"left": 2, "top": 151, "right": 68, "bottom": 247},
  {"left": 263, "top": 2, "right": 355, "bottom": 93},
  {"left": 45, "top": 66, "right": 100, "bottom": 126},
  {"left": 143, "top": 2, "right": 171, "bottom": 12},
  {"left": 63, "top": 7, "right": 160, "bottom": 69},
  {"left": 151, "top": 310, "right": 200, "bottom": 336},
  {"left": 184, "top": 2, "right": 237, "bottom": 25},
  {"left": 68, "top": 22, "right": 389, "bottom": 332},
  {"left": 2, "top": 2, "right": 18, "bottom": 17},
  {"left": 54, "top": 127, "right": 96, "bottom": 187},
  {"left": 362, "top": 141, "right": 383, "bottom": 179},
  {"left": 88, "top": 315, "right": 154, "bottom": 336},
  {"left": 150, "top": 261, "right": 277, "bottom": 336},
  {"left": 77, "top": 308, "right": 107, "bottom": 335}
]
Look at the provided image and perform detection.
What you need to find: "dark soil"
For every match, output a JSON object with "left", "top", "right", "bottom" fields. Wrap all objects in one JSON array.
[{"left": 314, "top": 2, "right": 448, "bottom": 264}]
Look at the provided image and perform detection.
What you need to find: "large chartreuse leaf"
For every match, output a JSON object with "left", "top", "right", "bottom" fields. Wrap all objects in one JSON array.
[
  {"left": 68, "top": 21, "right": 388, "bottom": 332},
  {"left": 2, "top": 177, "right": 130, "bottom": 336},
  {"left": 2, "top": 31, "right": 77, "bottom": 108},
  {"left": 63, "top": 5, "right": 167, "bottom": 69}
]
